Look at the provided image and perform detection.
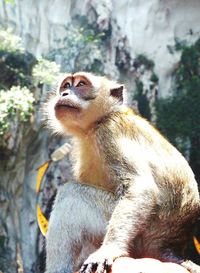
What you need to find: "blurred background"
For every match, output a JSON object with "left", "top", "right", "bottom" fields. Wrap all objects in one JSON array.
[{"left": 0, "top": 0, "right": 200, "bottom": 272}]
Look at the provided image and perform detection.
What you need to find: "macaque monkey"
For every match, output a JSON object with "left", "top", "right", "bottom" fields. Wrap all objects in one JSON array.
[{"left": 44, "top": 72, "right": 200, "bottom": 273}]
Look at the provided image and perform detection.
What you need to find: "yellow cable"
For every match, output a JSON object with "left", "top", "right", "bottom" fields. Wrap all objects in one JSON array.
[
  {"left": 36, "top": 161, "right": 50, "bottom": 193},
  {"left": 37, "top": 205, "right": 48, "bottom": 236}
]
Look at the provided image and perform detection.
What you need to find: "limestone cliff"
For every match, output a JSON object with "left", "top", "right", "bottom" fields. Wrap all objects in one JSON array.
[{"left": 1, "top": 0, "right": 200, "bottom": 95}]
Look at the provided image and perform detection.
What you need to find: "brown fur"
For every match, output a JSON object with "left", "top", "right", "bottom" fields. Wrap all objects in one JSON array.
[{"left": 45, "top": 72, "right": 200, "bottom": 273}]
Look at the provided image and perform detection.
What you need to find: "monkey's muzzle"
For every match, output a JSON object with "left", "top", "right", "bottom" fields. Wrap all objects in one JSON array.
[{"left": 55, "top": 99, "right": 81, "bottom": 111}]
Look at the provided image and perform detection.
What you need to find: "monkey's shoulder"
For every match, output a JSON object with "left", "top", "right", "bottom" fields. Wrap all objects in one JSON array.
[{"left": 95, "top": 107, "right": 166, "bottom": 144}]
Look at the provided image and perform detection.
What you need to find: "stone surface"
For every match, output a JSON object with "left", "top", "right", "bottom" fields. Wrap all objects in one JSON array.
[
  {"left": 112, "top": 257, "right": 189, "bottom": 273},
  {"left": 1, "top": 0, "right": 200, "bottom": 96}
]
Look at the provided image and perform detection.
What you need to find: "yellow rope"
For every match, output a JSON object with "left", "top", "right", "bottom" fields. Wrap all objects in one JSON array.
[
  {"left": 36, "top": 161, "right": 50, "bottom": 236},
  {"left": 37, "top": 205, "right": 49, "bottom": 236},
  {"left": 36, "top": 161, "right": 50, "bottom": 193}
]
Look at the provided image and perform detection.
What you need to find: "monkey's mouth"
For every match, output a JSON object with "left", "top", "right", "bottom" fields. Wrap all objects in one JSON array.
[{"left": 55, "top": 99, "right": 81, "bottom": 112}]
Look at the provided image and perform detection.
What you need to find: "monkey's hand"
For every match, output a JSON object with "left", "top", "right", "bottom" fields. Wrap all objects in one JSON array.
[{"left": 79, "top": 245, "right": 126, "bottom": 273}]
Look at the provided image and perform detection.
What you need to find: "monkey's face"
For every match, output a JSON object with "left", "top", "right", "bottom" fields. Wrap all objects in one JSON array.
[
  {"left": 55, "top": 74, "right": 96, "bottom": 119},
  {"left": 46, "top": 72, "right": 124, "bottom": 135}
]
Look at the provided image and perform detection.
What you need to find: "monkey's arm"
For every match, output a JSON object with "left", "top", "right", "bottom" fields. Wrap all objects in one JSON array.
[
  {"left": 80, "top": 176, "right": 158, "bottom": 273},
  {"left": 46, "top": 182, "right": 115, "bottom": 273}
]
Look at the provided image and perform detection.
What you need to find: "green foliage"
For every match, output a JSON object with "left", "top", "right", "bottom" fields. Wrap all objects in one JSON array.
[
  {"left": 0, "top": 28, "right": 37, "bottom": 142},
  {"left": 0, "top": 50, "right": 36, "bottom": 89},
  {"left": 133, "top": 55, "right": 158, "bottom": 121},
  {"left": 0, "top": 28, "right": 63, "bottom": 143},
  {"left": 150, "top": 73, "right": 159, "bottom": 83},
  {"left": 4, "top": 0, "right": 14, "bottom": 3},
  {"left": 0, "top": 28, "right": 36, "bottom": 89},
  {"left": 48, "top": 17, "right": 105, "bottom": 73},
  {"left": 136, "top": 54, "right": 155, "bottom": 69},
  {"left": 0, "top": 86, "right": 35, "bottom": 136},
  {"left": 134, "top": 80, "right": 151, "bottom": 120},
  {"left": 0, "top": 28, "right": 62, "bottom": 142},
  {"left": 0, "top": 28, "right": 23, "bottom": 53},
  {"left": 155, "top": 39, "right": 200, "bottom": 181},
  {"left": 32, "top": 58, "right": 61, "bottom": 85},
  {"left": 174, "top": 37, "right": 187, "bottom": 51},
  {"left": 0, "top": 28, "right": 60, "bottom": 89}
]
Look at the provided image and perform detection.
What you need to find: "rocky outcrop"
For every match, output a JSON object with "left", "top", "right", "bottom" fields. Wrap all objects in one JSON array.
[{"left": 1, "top": 0, "right": 200, "bottom": 96}]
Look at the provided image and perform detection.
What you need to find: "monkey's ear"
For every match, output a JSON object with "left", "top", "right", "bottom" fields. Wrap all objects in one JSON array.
[{"left": 110, "top": 85, "right": 124, "bottom": 102}]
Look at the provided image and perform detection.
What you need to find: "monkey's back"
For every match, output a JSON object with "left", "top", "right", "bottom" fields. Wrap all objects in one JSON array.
[{"left": 99, "top": 108, "right": 200, "bottom": 258}]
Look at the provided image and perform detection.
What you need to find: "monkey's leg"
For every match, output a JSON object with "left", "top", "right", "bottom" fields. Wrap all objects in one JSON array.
[
  {"left": 80, "top": 177, "right": 158, "bottom": 273},
  {"left": 45, "top": 182, "right": 115, "bottom": 273}
]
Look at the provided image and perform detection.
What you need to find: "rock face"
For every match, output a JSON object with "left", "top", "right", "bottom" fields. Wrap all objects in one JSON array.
[
  {"left": 0, "top": 0, "right": 200, "bottom": 272},
  {"left": 1, "top": 0, "right": 200, "bottom": 95}
]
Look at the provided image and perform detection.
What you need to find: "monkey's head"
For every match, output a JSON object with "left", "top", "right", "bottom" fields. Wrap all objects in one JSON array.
[{"left": 45, "top": 72, "right": 126, "bottom": 136}]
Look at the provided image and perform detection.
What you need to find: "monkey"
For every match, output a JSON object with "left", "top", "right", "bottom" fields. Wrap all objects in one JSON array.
[{"left": 44, "top": 72, "right": 200, "bottom": 273}]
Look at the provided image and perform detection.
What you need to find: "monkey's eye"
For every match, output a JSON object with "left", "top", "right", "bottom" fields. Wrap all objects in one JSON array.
[
  {"left": 76, "top": 81, "right": 86, "bottom": 87},
  {"left": 63, "top": 82, "right": 71, "bottom": 89}
]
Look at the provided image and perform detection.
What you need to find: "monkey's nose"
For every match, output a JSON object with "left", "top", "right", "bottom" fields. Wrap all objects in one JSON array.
[{"left": 61, "top": 91, "right": 69, "bottom": 97}]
